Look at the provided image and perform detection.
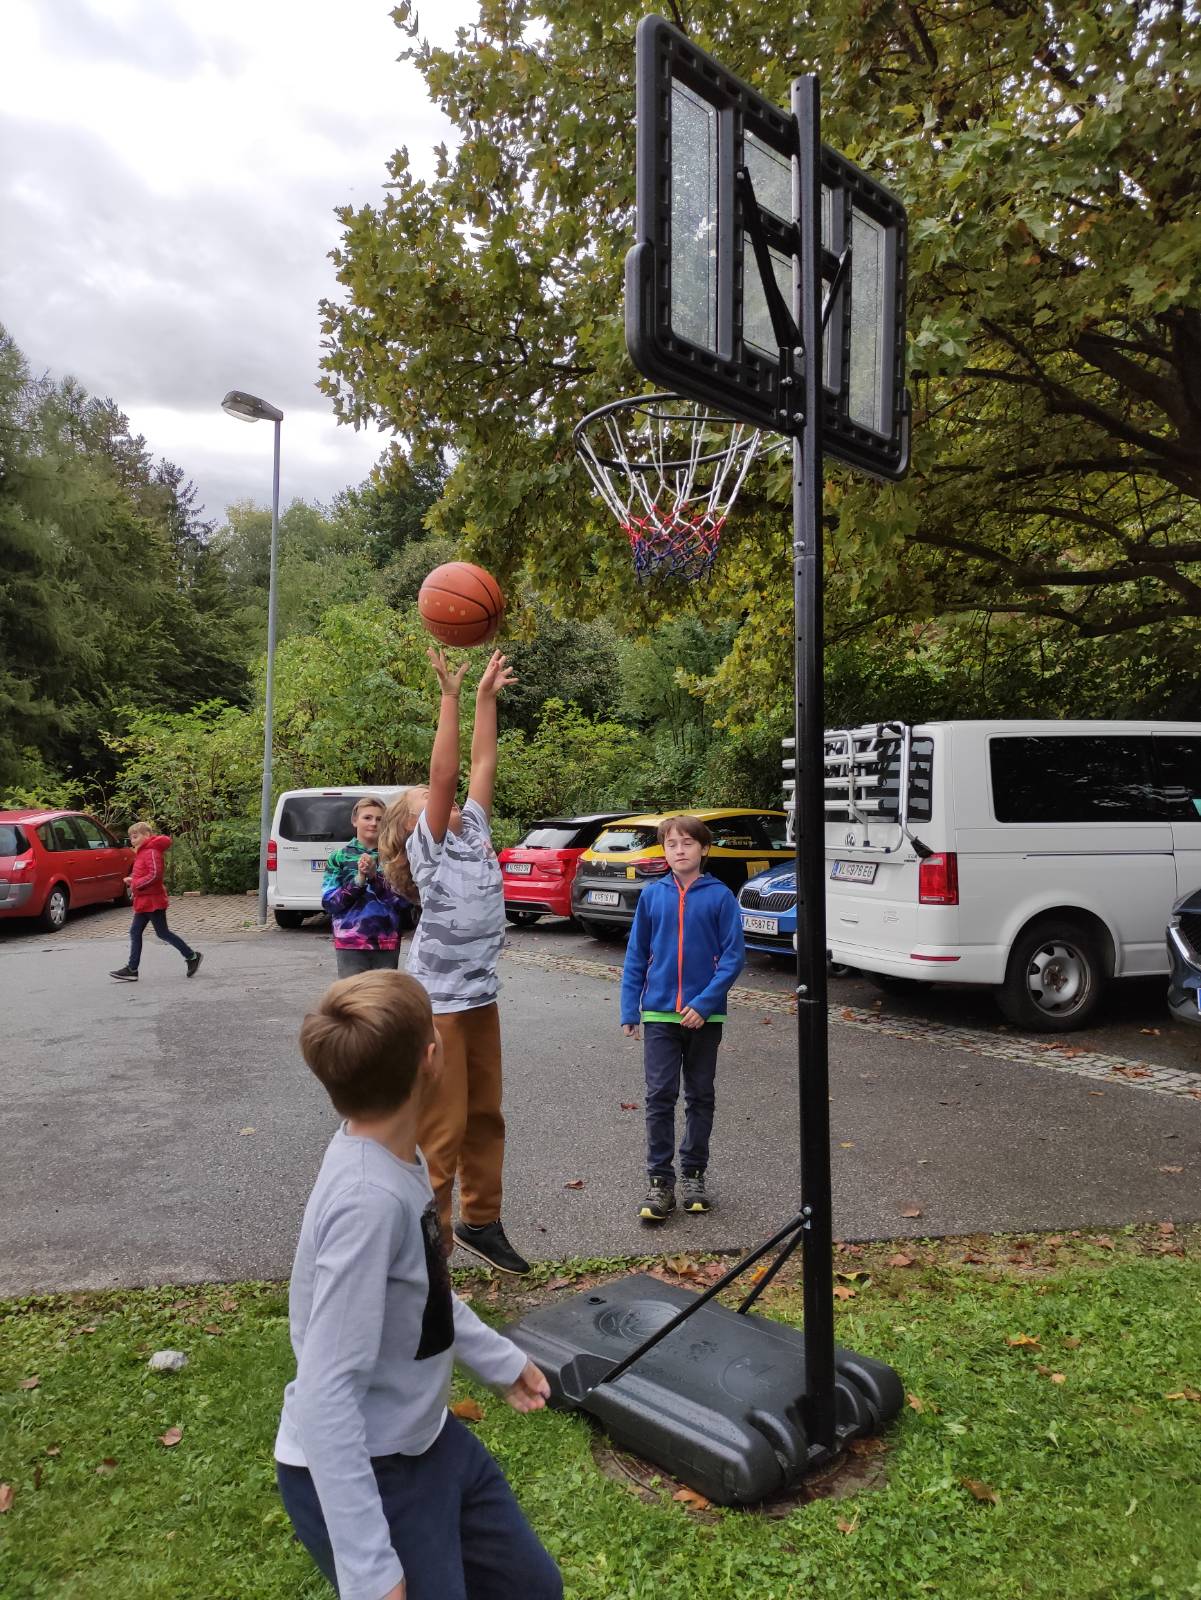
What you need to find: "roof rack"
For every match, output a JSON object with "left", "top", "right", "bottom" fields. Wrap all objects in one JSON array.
[{"left": 783, "top": 723, "right": 931, "bottom": 853}]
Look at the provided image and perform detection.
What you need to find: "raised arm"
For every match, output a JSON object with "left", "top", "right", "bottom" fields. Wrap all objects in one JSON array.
[
  {"left": 425, "top": 649, "right": 469, "bottom": 844},
  {"left": 466, "top": 650, "right": 517, "bottom": 818}
]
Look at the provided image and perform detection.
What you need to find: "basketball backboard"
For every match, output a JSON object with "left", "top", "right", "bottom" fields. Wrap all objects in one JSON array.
[{"left": 625, "top": 14, "right": 909, "bottom": 480}]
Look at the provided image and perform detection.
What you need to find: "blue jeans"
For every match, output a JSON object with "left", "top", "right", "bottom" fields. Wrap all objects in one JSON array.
[
  {"left": 643, "top": 1020, "right": 722, "bottom": 1180},
  {"left": 276, "top": 1415, "right": 562, "bottom": 1600},
  {"left": 128, "top": 910, "right": 193, "bottom": 971}
]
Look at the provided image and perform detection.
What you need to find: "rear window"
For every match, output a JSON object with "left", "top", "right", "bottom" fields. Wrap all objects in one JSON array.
[
  {"left": 591, "top": 826, "right": 658, "bottom": 853},
  {"left": 518, "top": 826, "right": 583, "bottom": 850},
  {"left": 0, "top": 825, "right": 28, "bottom": 855},
  {"left": 278, "top": 796, "right": 358, "bottom": 843},
  {"left": 990, "top": 736, "right": 1159, "bottom": 824}
]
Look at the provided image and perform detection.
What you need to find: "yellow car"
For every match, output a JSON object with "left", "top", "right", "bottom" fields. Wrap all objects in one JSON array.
[{"left": 570, "top": 807, "right": 791, "bottom": 937}]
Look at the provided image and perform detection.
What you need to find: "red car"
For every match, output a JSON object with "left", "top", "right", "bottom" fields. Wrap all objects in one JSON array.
[
  {"left": 0, "top": 810, "right": 134, "bottom": 931},
  {"left": 498, "top": 813, "right": 633, "bottom": 927}
]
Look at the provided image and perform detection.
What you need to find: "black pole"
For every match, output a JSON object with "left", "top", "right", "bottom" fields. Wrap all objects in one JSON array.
[{"left": 792, "top": 73, "right": 836, "bottom": 1458}]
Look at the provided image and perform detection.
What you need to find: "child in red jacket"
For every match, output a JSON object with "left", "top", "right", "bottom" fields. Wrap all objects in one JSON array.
[{"left": 110, "top": 822, "right": 203, "bottom": 982}]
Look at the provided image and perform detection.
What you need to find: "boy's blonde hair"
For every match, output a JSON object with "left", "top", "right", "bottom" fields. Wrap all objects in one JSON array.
[
  {"left": 299, "top": 970, "right": 433, "bottom": 1116},
  {"left": 351, "top": 795, "right": 387, "bottom": 823},
  {"left": 129, "top": 820, "right": 156, "bottom": 839},
  {"left": 377, "top": 789, "right": 427, "bottom": 904}
]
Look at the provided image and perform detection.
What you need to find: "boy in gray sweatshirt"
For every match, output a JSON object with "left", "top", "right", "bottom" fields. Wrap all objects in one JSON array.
[{"left": 274, "top": 969, "right": 562, "bottom": 1600}]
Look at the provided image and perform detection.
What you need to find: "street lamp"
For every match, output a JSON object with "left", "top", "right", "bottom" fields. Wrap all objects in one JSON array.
[{"left": 221, "top": 389, "right": 284, "bottom": 926}]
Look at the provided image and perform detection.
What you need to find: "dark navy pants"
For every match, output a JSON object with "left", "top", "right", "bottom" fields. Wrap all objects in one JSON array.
[
  {"left": 128, "top": 910, "right": 193, "bottom": 971},
  {"left": 276, "top": 1415, "right": 562, "bottom": 1600},
  {"left": 643, "top": 1020, "right": 722, "bottom": 1180}
]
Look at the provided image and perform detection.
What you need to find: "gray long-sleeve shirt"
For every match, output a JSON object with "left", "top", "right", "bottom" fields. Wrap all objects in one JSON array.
[{"left": 274, "top": 1126, "right": 527, "bottom": 1600}]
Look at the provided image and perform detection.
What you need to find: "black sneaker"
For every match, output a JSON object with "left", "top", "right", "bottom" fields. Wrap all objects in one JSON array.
[
  {"left": 110, "top": 966, "right": 138, "bottom": 982},
  {"left": 186, "top": 952, "right": 203, "bottom": 978},
  {"left": 453, "top": 1220, "right": 531, "bottom": 1275},
  {"left": 639, "top": 1177, "right": 676, "bottom": 1224},
  {"left": 680, "top": 1170, "right": 711, "bottom": 1213}
]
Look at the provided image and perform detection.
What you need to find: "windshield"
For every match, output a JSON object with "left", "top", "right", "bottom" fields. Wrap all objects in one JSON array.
[
  {"left": 591, "top": 826, "right": 658, "bottom": 853},
  {"left": 518, "top": 826, "right": 581, "bottom": 850},
  {"left": 0, "top": 825, "right": 28, "bottom": 856},
  {"left": 278, "top": 796, "right": 358, "bottom": 843}
]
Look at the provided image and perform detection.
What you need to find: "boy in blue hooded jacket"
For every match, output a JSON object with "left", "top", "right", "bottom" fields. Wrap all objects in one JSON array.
[{"left": 620, "top": 815, "right": 745, "bottom": 1222}]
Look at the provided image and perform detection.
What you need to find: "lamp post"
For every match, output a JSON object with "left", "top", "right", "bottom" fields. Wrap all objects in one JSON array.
[{"left": 221, "top": 389, "right": 284, "bottom": 925}]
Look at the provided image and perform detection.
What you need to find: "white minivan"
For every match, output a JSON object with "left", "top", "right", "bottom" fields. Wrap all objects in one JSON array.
[
  {"left": 784, "top": 721, "right": 1201, "bottom": 1031},
  {"left": 267, "top": 786, "right": 408, "bottom": 929}
]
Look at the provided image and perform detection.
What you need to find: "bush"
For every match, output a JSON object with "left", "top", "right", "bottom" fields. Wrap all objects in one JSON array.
[{"left": 200, "top": 818, "right": 261, "bottom": 894}]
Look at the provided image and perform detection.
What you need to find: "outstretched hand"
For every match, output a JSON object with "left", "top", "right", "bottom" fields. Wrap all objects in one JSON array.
[
  {"left": 428, "top": 648, "right": 470, "bottom": 697},
  {"left": 505, "top": 1360, "right": 551, "bottom": 1413},
  {"left": 477, "top": 650, "right": 518, "bottom": 699}
]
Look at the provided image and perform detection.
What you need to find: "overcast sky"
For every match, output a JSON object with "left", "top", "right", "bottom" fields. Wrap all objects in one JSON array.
[{"left": 1, "top": 0, "right": 477, "bottom": 523}]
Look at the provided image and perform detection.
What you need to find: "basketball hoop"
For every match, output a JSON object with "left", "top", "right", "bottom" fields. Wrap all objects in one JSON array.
[{"left": 573, "top": 393, "right": 765, "bottom": 581}]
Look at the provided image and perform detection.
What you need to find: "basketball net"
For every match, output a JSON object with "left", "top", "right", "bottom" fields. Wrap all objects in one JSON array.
[{"left": 573, "top": 393, "right": 764, "bottom": 581}]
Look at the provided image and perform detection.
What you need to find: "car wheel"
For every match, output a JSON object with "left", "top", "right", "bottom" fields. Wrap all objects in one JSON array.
[
  {"left": 273, "top": 910, "right": 307, "bottom": 930},
  {"left": 578, "top": 918, "right": 624, "bottom": 943},
  {"left": 997, "top": 918, "right": 1103, "bottom": 1032},
  {"left": 826, "top": 958, "right": 854, "bottom": 979},
  {"left": 505, "top": 909, "right": 542, "bottom": 928},
  {"left": 38, "top": 884, "right": 70, "bottom": 931}
]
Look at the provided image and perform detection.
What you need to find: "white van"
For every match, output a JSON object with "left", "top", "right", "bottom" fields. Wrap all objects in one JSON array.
[
  {"left": 783, "top": 721, "right": 1201, "bottom": 1031},
  {"left": 267, "top": 786, "right": 408, "bottom": 929}
]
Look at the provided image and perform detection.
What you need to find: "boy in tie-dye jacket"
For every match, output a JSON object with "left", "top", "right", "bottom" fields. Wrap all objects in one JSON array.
[{"left": 321, "top": 795, "right": 415, "bottom": 978}]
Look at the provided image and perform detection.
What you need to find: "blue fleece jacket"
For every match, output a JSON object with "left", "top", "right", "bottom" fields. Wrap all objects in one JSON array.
[{"left": 620, "top": 873, "right": 746, "bottom": 1026}]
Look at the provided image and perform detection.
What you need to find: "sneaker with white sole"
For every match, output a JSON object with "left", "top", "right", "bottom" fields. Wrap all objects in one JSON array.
[{"left": 110, "top": 966, "right": 138, "bottom": 982}]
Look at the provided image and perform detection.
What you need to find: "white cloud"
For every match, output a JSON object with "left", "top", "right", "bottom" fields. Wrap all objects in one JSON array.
[{"left": 0, "top": 0, "right": 476, "bottom": 519}]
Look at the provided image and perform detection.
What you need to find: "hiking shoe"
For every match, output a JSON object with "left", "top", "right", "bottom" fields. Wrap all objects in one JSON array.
[
  {"left": 110, "top": 966, "right": 138, "bottom": 982},
  {"left": 680, "top": 1170, "right": 711, "bottom": 1214},
  {"left": 639, "top": 1178, "right": 676, "bottom": 1224},
  {"left": 453, "top": 1220, "right": 531, "bottom": 1275},
  {"left": 186, "top": 951, "right": 203, "bottom": 978}
]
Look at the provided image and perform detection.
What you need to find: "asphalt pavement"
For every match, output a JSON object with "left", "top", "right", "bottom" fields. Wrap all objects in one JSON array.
[{"left": 1, "top": 911, "right": 1198, "bottom": 1295}]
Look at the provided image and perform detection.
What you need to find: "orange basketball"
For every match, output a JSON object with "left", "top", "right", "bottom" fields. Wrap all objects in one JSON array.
[{"left": 417, "top": 561, "right": 505, "bottom": 648}]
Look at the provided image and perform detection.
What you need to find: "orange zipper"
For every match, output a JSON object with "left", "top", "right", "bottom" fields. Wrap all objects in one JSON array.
[{"left": 675, "top": 877, "right": 690, "bottom": 1011}]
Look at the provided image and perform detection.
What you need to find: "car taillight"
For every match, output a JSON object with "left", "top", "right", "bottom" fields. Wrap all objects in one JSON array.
[
  {"left": 637, "top": 858, "right": 671, "bottom": 877},
  {"left": 918, "top": 851, "right": 958, "bottom": 905},
  {"left": 267, "top": 839, "right": 278, "bottom": 872}
]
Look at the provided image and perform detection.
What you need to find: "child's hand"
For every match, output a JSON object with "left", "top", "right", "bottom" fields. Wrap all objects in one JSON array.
[
  {"left": 505, "top": 1360, "right": 551, "bottom": 1413},
  {"left": 622, "top": 1023, "right": 641, "bottom": 1040},
  {"left": 680, "top": 1006, "right": 705, "bottom": 1029},
  {"left": 357, "top": 854, "right": 374, "bottom": 880},
  {"left": 477, "top": 650, "right": 518, "bottom": 699},
  {"left": 428, "top": 648, "right": 469, "bottom": 697}
]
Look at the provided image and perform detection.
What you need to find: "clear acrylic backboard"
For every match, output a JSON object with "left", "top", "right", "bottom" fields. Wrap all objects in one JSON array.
[{"left": 625, "top": 14, "right": 910, "bottom": 480}]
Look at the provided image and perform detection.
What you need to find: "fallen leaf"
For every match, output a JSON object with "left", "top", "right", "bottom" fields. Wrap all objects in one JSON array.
[
  {"left": 619, "top": 1102, "right": 639, "bottom": 1111},
  {"left": 1164, "top": 1387, "right": 1201, "bottom": 1402},
  {"left": 450, "top": 1398, "right": 485, "bottom": 1421},
  {"left": 907, "top": 1393, "right": 925, "bottom": 1412},
  {"left": 836, "top": 1515, "right": 857, "bottom": 1533},
  {"left": 45, "top": 1447, "right": 60, "bottom": 1457},
  {"left": 837, "top": 1269, "right": 867, "bottom": 1282},
  {"left": 840, "top": 1141, "right": 856, "bottom": 1149},
  {"left": 840, "top": 1007, "right": 856, "bottom": 1020},
  {"left": 0, "top": 1484, "right": 12, "bottom": 1513},
  {"left": 220, "top": 1298, "right": 238, "bottom": 1312},
  {"left": 845, "top": 1435, "right": 886, "bottom": 1457},
  {"left": 95, "top": 1458, "right": 118, "bottom": 1476},
  {"left": 962, "top": 1477, "right": 999, "bottom": 1505},
  {"left": 158, "top": 1427, "right": 183, "bottom": 1448},
  {"left": 833, "top": 1284, "right": 856, "bottom": 1300},
  {"left": 673, "top": 1487, "right": 712, "bottom": 1510},
  {"left": 238, "top": 1127, "right": 256, "bottom": 1136},
  {"left": 564, "top": 1179, "right": 585, "bottom": 1189},
  {"left": 18, "top": 1376, "right": 39, "bottom": 1390},
  {"left": 887, "top": 1253, "right": 914, "bottom": 1268},
  {"left": 900, "top": 1206, "right": 922, "bottom": 1219},
  {"left": 760, "top": 1017, "right": 773, "bottom": 1026},
  {"left": 962, "top": 1251, "right": 987, "bottom": 1264},
  {"left": 748, "top": 1264, "right": 770, "bottom": 1285},
  {"left": 1088, "top": 1090, "right": 1105, "bottom": 1096},
  {"left": 1036, "top": 1364, "right": 1051, "bottom": 1376},
  {"left": 203, "top": 1324, "right": 223, "bottom": 1336},
  {"left": 1007, "top": 1333, "right": 1040, "bottom": 1348},
  {"left": 1049, "top": 1373, "right": 1066, "bottom": 1384},
  {"left": 1062, "top": 1336, "right": 1082, "bottom": 1349},
  {"left": 1140, "top": 1028, "right": 1161, "bottom": 1036},
  {"left": 1159, "top": 1165, "right": 1183, "bottom": 1175},
  {"left": 545, "top": 1276, "right": 573, "bottom": 1291},
  {"left": 1045, "top": 1236, "right": 1064, "bottom": 1248},
  {"left": 1095, "top": 1236, "right": 1115, "bottom": 1249},
  {"left": 80, "top": 1326, "right": 97, "bottom": 1335}
]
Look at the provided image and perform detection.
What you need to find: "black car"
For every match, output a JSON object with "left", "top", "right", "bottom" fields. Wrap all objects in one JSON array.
[{"left": 1166, "top": 888, "right": 1201, "bottom": 1027}]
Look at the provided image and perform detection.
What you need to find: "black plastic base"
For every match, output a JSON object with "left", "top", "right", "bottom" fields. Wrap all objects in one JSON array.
[{"left": 505, "top": 1274, "right": 903, "bottom": 1506}]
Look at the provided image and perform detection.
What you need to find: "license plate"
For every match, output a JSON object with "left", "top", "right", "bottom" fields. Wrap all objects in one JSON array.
[
  {"left": 504, "top": 862, "right": 533, "bottom": 875},
  {"left": 831, "top": 859, "right": 877, "bottom": 884},
  {"left": 311, "top": 859, "right": 327, "bottom": 873},
  {"left": 587, "top": 890, "right": 620, "bottom": 906},
  {"left": 742, "top": 914, "right": 779, "bottom": 935}
]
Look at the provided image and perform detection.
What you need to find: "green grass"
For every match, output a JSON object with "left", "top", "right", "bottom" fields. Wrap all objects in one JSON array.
[{"left": 2, "top": 1232, "right": 1200, "bottom": 1599}]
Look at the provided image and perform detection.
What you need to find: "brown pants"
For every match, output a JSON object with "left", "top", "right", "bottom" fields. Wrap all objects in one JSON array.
[{"left": 420, "top": 1002, "right": 505, "bottom": 1237}]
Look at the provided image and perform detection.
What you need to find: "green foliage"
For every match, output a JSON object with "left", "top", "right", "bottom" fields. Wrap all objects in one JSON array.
[
  {"left": 494, "top": 698, "right": 643, "bottom": 824},
  {"left": 502, "top": 604, "right": 623, "bottom": 736},
  {"left": 201, "top": 817, "right": 261, "bottom": 895}
]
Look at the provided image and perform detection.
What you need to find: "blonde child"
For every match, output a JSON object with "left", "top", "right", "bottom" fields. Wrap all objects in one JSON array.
[
  {"left": 110, "top": 821, "right": 202, "bottom": 982},
  {"left": 379, "top": 648, "right": 529, "bottom": 1274}
]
